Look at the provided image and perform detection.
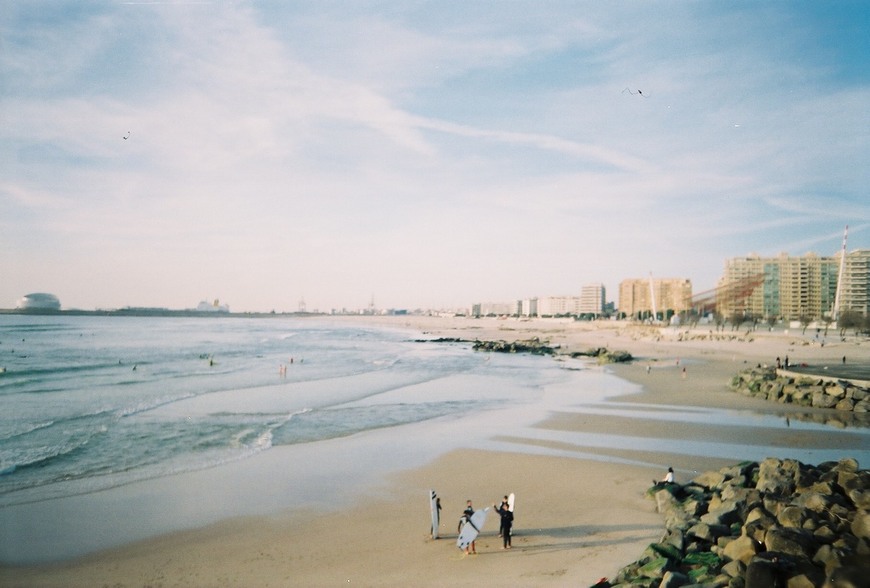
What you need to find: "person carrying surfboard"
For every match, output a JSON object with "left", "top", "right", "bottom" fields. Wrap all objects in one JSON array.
[
  {"left": 498, "top": 496, "right": 509, "bottom": 537},
  {"left": 494, "top": 501, "right": 513, "bottom": 549},
  {"left": 458, "top": 500, "right": 474, "bottom": 534},
  {"left": 457, "top": 500, "right": 479, "bottom": 555}
]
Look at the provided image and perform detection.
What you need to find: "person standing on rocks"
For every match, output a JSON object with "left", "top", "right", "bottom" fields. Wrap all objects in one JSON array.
[{"left": 653, "top": 467, "right": 675, "bottom": 486}]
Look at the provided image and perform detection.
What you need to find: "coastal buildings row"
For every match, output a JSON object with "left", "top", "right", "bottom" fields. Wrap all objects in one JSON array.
[
  {"left": 715, "top": 250, "right": 870, "bottom": 321},
  {"left": 472, "top": 249, "right": 870, "bottom": 323},
  {"left": 472, "top": 283, "right": 607, "bottom": 318}
]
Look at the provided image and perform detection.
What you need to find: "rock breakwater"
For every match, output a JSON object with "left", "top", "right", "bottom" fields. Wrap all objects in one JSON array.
[
  {"left": 730, "top": 367, "right": 870, "bottom": 414},
  {"left": 568, "top": 347, "right": 634, "bottom": 364},
  {"left": 418, "top": 337, "right": 633, "bottom": 363},
  {"left": 598, "top": 458, "right": 869, "bottom": 588}
]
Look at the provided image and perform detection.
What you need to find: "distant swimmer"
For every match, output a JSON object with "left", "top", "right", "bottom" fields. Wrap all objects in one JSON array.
[
  {"left": 622, "top": 87, "right": 648, "bottom": 97},
  {"left": 123, "top": 131, "right": 131, "bottom": 140}
]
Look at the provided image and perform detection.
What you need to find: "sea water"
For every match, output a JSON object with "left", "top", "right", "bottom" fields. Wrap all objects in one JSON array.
[
  {"left": 1, "top": 314, "right": 868, "bottom": 564},
  {"left": 0, "top": 314, "right": 508, "bottom": 506}
]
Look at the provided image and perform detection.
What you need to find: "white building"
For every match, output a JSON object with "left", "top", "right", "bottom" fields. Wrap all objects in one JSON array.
[
  {"left": 579, "top": 283, "right": 606, "bottom": 316},
  {"left": 837, "top": 249, "right": 870, "bottom": 316},
  {"left": 537, "top": 296, "right": 581, "bottom": 317},
  {"left": 472, "top": 301, "right": 518, "bottom": 317},
  {"left": 520, "top": 298, "right": 538, "bottom": 317}
]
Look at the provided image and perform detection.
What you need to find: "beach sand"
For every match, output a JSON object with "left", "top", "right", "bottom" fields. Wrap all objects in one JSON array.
[{"left": 3, "top": 317, "right": 868, "bottom": 587}]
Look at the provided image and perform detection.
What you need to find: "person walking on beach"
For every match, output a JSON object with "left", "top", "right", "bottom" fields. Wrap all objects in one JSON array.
[{"left": 494, "top": 501, "right": 513, "bottom": 549}]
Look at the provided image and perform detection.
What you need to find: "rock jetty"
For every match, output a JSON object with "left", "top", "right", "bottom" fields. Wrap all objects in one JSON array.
[
  {"left": 415, "top": 337, "right": 557, "bottom": 355},
  {"left": 730, "top": 367, "right": 870, "bottom": 414},
  {"left": 569, "top": 347, "right": 634, "bottom": 364},
  {"left": 471, "top": 337, "right": 557, "bottom": 355},
  {"left": 418, "top": 337, "right": 633, "bottom": 362},
  {"left": 595, "top": 458, "right": 869, "bottom": 588}
]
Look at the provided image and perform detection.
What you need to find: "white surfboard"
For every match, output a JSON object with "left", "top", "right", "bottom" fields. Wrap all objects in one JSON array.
[
  {"left": 429, "top": 489, "right": 439, "bottom": 539},
  {"left": 457, "top": 508, "right": 489, "bottom": 550},
  {"left": 507, "top": 492, "right": 516, "bottom": 535}
]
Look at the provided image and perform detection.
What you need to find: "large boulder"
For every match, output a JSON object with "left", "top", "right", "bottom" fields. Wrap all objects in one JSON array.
[
  {"left": 723, "top": 534, "right": 759, "bottom": 565},
  {"left": 765, "top": 527, "right": 816, "bottom": 559}
]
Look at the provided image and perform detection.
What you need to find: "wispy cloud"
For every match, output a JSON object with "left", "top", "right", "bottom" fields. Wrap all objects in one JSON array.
[{"left": 1, "top": 2, "right": 866, "bottom": 311}]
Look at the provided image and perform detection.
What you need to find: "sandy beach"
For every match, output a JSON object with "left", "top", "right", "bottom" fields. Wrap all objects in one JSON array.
[{"left": 3, "top": 317, "right": 868, "bottom": 587}]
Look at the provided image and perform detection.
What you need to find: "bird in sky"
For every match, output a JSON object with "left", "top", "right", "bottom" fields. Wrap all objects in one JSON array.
[{"left": 622, "top": 87, "right": 648, "bottom": 97}]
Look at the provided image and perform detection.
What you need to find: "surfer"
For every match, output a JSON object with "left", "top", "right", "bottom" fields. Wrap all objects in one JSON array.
[
  {"left": 497, "top": 496, "right": 509, "bottom": 536},
  {"left": 458, "top": 500, "right": 474, "bottom": 533},
  {"left": 429, "top": 492, "right": 441, "bottom": 539},
  {"left": 458, "top": 500, "right": 478, "bottom": 554},
  {"left": 494, "top": 501, "right": 513, "bottom": 549}
]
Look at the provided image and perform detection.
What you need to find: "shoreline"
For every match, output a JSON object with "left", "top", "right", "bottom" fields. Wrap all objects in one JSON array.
[{"left": 2, "top": 317, "right": 867, "bottom": 587}]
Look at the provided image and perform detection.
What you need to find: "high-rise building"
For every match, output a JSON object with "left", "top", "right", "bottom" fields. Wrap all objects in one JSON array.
[
  {"left": 836, "top": 249, "right": 870, "bottom": 316},
  {"left": 718, "top": 253, "right": 840, "bottom": 321},
  {"left": 579, "top": 283, "right": 606, "bottom": 316},
  {"left": 618, "top": 278, "right": 692, "bottom": 319}
]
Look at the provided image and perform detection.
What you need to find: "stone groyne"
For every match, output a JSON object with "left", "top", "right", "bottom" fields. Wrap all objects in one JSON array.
[
  {"left": 419, "top": 337, "right": 633, "bottom": 363},
  {"left": 598, "top": 458, "right": 869, "bottom": 588},
  {"left": 730, "top": 367, "right": 870, "bottom": 414}
]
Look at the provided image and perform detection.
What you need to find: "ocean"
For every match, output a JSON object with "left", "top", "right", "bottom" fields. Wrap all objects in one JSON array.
[
  {"left": 1, "top": 314, "right": 867, "bottom": 564},
  {"left": 0, "top": 314, "right": 515, "bottom": 506}
]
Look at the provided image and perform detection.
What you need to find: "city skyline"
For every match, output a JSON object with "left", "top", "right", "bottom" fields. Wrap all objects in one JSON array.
[{"left": 2, "top": 2, "right": 868, "bottom": 313}]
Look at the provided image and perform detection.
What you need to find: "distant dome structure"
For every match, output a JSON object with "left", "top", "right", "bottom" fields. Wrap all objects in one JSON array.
[{"left": 16, "top": 293, "right": 61, "bottom": 311}]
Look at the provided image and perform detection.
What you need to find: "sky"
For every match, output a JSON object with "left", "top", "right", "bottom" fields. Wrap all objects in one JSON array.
[{"left": 2, "top": 1, "right": 868, "bottom": 313}]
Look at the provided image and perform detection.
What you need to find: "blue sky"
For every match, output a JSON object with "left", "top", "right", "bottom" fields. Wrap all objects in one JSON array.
[{"left": 2, "top": 1, "right": 868, "bottom": 312}]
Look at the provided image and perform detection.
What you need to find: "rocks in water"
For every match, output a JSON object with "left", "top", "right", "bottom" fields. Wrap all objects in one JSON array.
[
  {"left": 569, "top": 347, "right": 633, "bottom": 364},
  {"left": 471, "top": 337, "right": 557, "bottom": 355},
  {"left": 416, "top": 337, "right": 632, "bottom": 362},
  {"left": 415, "top": 336, "right": 558, "bottom": 355},
  {"left": 599, "top": 458, "right": 869, "bottom": 588}
]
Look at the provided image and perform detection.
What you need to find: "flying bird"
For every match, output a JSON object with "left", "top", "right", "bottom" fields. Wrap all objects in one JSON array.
[
  {"left": 123, "top": 131, "right": 131, "bottom": 140},
  {"left": 622, "top": 87, "right": 648, "bottom": 97}
]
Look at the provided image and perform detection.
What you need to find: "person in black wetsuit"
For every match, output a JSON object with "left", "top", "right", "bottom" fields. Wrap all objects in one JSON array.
[
  {"left": 497, "top": 496, "right": 509, "bottom": 536},
  {"left": 494, "top": 501, "right": 513, "bottom": 549}
]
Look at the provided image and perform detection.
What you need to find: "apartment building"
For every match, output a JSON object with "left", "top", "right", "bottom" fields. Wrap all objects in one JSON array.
[
  {"left": 718, "top": 253, "right": 839, "bottom": 321},
  {"left": 836, "top": 249, "right": 870, "bottom": 316},
  {"left": 537, "top": 296, "right": 580, "bottom": 317},
  {"left": 472, "top": 301, "right": 519, "bottom": 317},
  {"left": 618, "top": 277, "right": 692, "bottom": 319},
  {"left": 579, "top": 283, "right": 606, "bottom": 316}
]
